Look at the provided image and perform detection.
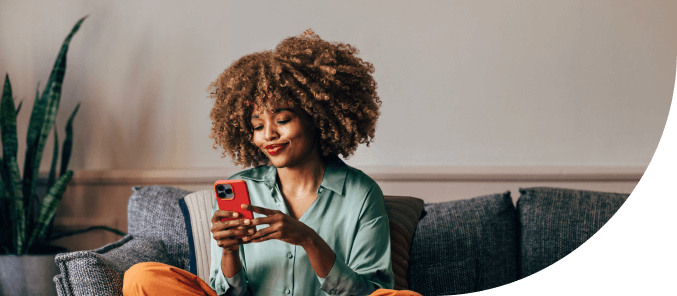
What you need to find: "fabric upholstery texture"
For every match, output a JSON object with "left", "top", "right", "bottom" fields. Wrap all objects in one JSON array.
[
  {"left": 53, "top": 235, "right": 171, "bottom": 296},
  {"left": 406, "top": 191, "right": 518, "bottom": 296},
  {"left": 179, "top": 190, "right": 216, "bottom": 284},
  {"left": 383, "top": 195, "right": 426, "bottom": 290},
  {"left": 53, "top": 274, "right": 67, "bottom": 296},
  {"left": 517, "top": 187, "right": 628, "bottom": 278},
  {"left": 53, "top": 185, "right": 628, "bottom": 296},
  {"left": 127, "top": 185, "right": 192, "bottom": 270}
]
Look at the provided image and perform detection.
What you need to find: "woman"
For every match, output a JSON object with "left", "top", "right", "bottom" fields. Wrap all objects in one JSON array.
[{"left": 124, "top": 30, "right": 419, "bottom": 296}]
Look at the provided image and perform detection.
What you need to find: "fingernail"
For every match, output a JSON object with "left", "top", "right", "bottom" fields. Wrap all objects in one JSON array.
[
  {"left": 244, "top": 219, "right": 250, "bottom": 225},
  {"left": 248, "top": 229, "right": 255, "bottom": 234},
  {"left": 242, "top": 236, "right": 249, "bottom": 241},
  {"left": 238, "top": 226, "right": 244, "bottom": 230},
  {"left": 233, "top": 212, "right": 239, "bottom": 218}
]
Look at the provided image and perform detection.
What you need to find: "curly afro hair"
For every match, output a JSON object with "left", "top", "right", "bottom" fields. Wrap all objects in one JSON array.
[{"left": 207, "top": 29, "right": 381, "bottom": 168}]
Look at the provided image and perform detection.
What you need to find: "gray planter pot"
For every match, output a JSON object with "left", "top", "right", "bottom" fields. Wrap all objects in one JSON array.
[{"left": 0, "top": 254, "right": 60, "bottom": 296}]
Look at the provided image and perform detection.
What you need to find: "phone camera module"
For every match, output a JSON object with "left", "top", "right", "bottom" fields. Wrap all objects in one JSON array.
[
  {"left": 216, "top": 183, "right": 235, "bottom": 199},
  {"left": 216, "top": 185, "right": 226, "bottom": 198}
]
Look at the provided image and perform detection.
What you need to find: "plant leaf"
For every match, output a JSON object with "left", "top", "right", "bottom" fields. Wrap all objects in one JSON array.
[
  {"left": 15, "top": 100, "right": 22, "bottom": 115},
  {"left": 0, "top": 76, "right": 25, "bottom": 254},
  {"left": 60, "top": 103, "right": 79, "bottom": 176},
  {"left": 25, "top": 170, "right": 73, "bottom": 252},
  {"left": 22, "top": 16, "right": 86, "bottom": 207},
  {"left": 0, "top": 157, "right": 11, "bottom": 254},
  {"left": 44, "top": 124, "right": 60, "bottom": 247},
  {"left": 24, "top": 86, "right": 48, "bottom": 201},
  {"left": 21, "top": 82, "right": 44, "bottom": 222},
  {"left": 48, "top": 125, "right": 58, "bottom": 189},
  {"left": 0, "top": 155, "right": 10, "bottom": 203},
  {"left": 1, "top": 74, "right": 18, "bottom": 160},
  {"left": 7, "top": 156, "right": 25, "bottom": 254},
  {"left": 25, "top": 82, "right": 42, "bottom": 146}
]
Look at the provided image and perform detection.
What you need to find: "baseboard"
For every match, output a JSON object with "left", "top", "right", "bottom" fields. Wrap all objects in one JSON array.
[{"left": 66, "top": 166, "right": 645, "bottom": 184}]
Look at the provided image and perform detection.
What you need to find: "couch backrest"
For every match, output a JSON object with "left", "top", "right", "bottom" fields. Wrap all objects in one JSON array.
[
  {"left": 127, "top": 185, "right": 192, "bottom": 270},
  {"left": 407, "top": 187, "right": 628, "bottom": 296}
]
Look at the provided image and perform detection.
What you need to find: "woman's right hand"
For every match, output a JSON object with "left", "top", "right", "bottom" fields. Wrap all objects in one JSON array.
[{"left": 210, "top": 210, "right": 256, "bottom": 255}]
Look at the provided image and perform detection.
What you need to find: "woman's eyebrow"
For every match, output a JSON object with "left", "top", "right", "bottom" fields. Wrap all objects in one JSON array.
[
  {"left": 251, "top": 108, "right": 293, "bottom": 120},
  {"left": 273, "top": 108, "right": 293, "bottom": 113}
]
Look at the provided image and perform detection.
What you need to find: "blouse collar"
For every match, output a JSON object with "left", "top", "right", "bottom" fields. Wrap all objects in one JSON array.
[{"left": 237, "top": 155, "right": 348, "bottom": 196}]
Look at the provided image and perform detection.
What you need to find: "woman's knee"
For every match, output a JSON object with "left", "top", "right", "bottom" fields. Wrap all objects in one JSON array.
[
  {"left": 125, "top": 262, "right": 162, "bottom": 278},
  {"left": 123, "top": 262, "right": 168, "bottom": 292}
]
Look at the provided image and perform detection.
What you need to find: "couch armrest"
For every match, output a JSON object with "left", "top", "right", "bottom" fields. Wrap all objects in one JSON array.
[{"left": 54, "top": 234, "right": 173, "bottom": 296}]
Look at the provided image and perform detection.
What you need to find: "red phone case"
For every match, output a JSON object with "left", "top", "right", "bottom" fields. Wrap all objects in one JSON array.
[{"left": 214, "top": 179, "right": 254, "bottom": 223}]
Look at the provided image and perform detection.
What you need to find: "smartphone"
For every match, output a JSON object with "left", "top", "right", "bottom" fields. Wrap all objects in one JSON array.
[{"left": 214, "top": 180, "right": 255, "bottom": 224}]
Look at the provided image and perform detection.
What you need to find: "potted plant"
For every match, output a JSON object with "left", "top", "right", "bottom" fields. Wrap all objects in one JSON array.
[{"left": 0, "top": 16, "right": 124, "bottom": 296}]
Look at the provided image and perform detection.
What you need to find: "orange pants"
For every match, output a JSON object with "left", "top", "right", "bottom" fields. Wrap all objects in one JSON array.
[{"left": 123, "top": 262, "right": 421, "bottom": 296}]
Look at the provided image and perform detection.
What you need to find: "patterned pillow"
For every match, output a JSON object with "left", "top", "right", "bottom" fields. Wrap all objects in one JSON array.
[{"left": 383, "top": 195, "right": 426, "bottom": 290}]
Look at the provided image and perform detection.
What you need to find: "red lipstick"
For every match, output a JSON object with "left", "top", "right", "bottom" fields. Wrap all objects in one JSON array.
[{"left": 265, "top": 143, "right": 287, "bottom": 155}]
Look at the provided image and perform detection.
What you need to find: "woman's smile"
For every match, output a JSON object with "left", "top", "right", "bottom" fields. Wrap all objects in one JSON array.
[{"left": 265, "top": 143, "right": 288, "bottom": 155}]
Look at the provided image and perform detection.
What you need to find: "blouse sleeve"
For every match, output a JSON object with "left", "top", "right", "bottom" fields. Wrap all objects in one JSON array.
[{"left": 317, "top": 183, "right": 394, "bottom": 296}]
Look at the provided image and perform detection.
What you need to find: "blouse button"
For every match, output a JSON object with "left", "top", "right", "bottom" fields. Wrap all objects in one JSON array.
[
  {"left": 285, "top": 288, "right": 291, "bottom": 294},
  {"left": 330, "top": 289, "right": 337, "bottom": 294},
  {"left": 318, "top": 187, "right": 324, "bottom": 194},
  {"left": 287, "top": 252, "right": 293, "bottom": 259}
]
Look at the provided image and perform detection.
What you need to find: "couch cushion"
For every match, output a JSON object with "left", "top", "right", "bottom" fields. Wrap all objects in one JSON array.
[
  {"left": 127, "top": 185, "right": 193, "bottom": 270},
  {"left": 407, "top": 192, "right": 518, "bottom": 296},
  {"left": 383, "top": 195, "right": 426, "bottom": 290},
  {"left": 517, "top": 187, "right": 629, "bottom": 278},
  {"left": 54, "top": 235, "right": 172, "bottom": 296}
]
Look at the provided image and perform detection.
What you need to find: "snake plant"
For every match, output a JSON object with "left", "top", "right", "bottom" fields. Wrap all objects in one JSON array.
[{"left": 0, "top": 16, "right": 123, "bottom": 255}]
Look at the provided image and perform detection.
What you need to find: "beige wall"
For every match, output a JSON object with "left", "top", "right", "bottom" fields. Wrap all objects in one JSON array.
[
  {"left": 1, "top": 0, "right": 674, "bottom": 171},
  {"left": 1, "top": 1, "right": 675, "bottom": 250}
]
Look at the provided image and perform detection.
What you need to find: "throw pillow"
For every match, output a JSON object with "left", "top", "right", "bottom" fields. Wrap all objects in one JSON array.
[
  {"left": 517, "top": 187, "right": 629, "bottom": 278},
  {"left": 407, "top": 191, "right": 519, "bottom": 295},
  {"left": 178, "top": 190, "right": 215, "bottom": 284},
  {"left": 383, "top": 195, "right": 426, "bottom": 290},
  {"left": 54, "top": 235, "right": 172, "bottom": 296}
]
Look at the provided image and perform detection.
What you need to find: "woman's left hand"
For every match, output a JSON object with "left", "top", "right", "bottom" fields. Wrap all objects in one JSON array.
[{"left": 240, "top": 204, "right": 316, "bottom": 246}]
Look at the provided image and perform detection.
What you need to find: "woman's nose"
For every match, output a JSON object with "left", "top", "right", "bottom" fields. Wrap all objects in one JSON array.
[{"left": 264, "top": 124, "right": 279, "bottom": 141}]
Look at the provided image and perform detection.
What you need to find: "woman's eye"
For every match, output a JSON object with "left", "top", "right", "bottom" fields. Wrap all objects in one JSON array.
[
  {"left": 253, "top": 126, "right": 263, "bottom": 131},
  {"left": 277, "top": 120, "right": 290, "bottom": 124}
]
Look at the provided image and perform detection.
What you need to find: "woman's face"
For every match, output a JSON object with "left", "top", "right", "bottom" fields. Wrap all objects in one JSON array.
[{"left": 250, "top": 106, "right": 318, "bottom": 168}]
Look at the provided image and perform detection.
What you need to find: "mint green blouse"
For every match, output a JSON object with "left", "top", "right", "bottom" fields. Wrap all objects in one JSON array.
[{"left": 209, "top": 156, "right": 393, "bottom": 296}]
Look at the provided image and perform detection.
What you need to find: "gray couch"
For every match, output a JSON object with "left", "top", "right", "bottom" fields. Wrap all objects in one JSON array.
[{"left": 53, "top": 186, "right": 627, "bottom": 296}]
